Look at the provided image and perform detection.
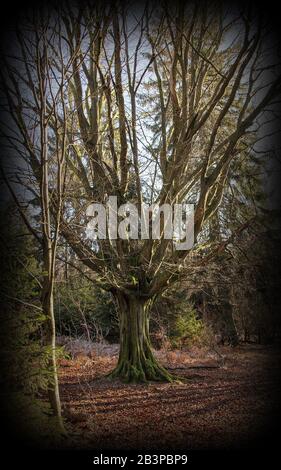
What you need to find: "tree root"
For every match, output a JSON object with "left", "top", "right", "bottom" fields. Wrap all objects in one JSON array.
[{"left": 108, "top": 357, "right": 179, "bottom": 383}]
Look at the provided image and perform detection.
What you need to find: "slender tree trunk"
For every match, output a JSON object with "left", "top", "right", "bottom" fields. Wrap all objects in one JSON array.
[
  {"left": 41, "top": 273, "right": 64, "bottom": 432},
  {"left": 110, "top": 293, "right": 174, "bottom": 383}
]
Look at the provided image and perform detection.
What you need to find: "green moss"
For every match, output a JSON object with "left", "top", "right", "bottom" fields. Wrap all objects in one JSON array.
[{"left": 109, "top": 353, "right": 176, "bottom": 383}]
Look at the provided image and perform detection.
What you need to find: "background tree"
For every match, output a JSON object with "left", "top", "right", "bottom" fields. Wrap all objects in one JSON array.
[{"left": 0, "top": 8, "right": 70, "bottom": 425}]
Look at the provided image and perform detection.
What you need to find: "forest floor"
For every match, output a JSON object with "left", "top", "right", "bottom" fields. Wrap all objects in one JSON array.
[{"left": 58, "top": 343, "right": 281, "bottom": 450}]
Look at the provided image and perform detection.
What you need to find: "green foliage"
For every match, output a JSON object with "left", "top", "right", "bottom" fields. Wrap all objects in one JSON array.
[
  {"left": 170, "top": 306, "right": 204, "bottom": 348},
  {"left": 1, "top": 309, "right": 51, "bottom": 393},
  {"left": 55, "top": 278, "right": 118, "bottom": 341},
  {"left": 152, "top": 292, "right": 206, "bottom": 348},
  {"left": 0, "top": 206, "right": 63, "bottom": 444},
  {"left": 229, "top": 217, "right": 281, "bottom": 344}
]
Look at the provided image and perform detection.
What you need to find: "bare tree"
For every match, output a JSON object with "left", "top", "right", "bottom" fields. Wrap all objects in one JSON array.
[
  {"left": 0, "top": 8, "right": 69, "bottom": 427},
  {"left": 1, "top": 1, "right": 280, "bottom": 382}
]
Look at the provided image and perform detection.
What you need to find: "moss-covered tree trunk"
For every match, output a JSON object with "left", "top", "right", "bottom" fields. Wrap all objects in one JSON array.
[{"left": 110, "top": 293, "right": 174, "bottom": 383}]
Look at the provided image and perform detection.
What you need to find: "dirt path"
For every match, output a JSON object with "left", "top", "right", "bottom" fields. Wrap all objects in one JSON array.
[{"left": 59, "top": 345, "right": 281, "bottom": 449}]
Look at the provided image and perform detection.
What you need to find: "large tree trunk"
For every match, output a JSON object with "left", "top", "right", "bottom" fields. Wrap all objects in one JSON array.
[{"left": 110, "top": 293, "right": 174, "bottom": 383}]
